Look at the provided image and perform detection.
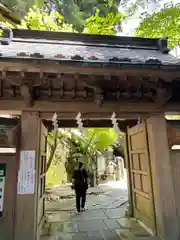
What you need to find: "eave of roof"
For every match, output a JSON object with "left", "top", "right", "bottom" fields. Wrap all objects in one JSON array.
[
  {"left": 0, "top": 57, "right": 179, "bottom": 71},
  {"left": 0, "top": 29, "right": 178, "bottom": 69}
]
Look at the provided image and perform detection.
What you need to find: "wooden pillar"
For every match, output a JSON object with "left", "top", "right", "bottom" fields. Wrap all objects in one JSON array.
[
  {"left": 124, "top": 129, "right": 133, "bottom": 217},
  {"left": 146, "top": 114, "right": 180, "bottom": 240},
  {"left": 15, "top": 111, "right": 40, "bottom": 240}
]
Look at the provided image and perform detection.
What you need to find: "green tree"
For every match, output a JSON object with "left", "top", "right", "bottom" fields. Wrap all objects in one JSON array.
[
  {"left": 0, "top": 6, "right": 74, "bottom": 31},
  {"left": 84, "top": 9, "right": 124, "bottom": 35},
  {"left": 0, "top": 6, "right": 124, "bottom": 186},
  {"left": 1, "top": 6, "right": 123, "bottom": 35},
  {"left": 63, "top": 128, "right": 119, "bottom": 185},
  {"left": 44, "top": 0, "right": 121, "bottom": 31},
  {"left": 85, "top": 128, "right": 118, "bottom": 150},
  {"left": 46, "top": 128, "right": 119, "bottom": 186},
  {"left": 136, "top": 4, "right": 180, "bottom": 48}
]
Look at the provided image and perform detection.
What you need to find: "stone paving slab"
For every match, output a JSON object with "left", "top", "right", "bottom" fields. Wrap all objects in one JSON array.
[
  {"left": 77, "top": 219, "right": 107, "bottom": 232},
  {"left": 104, "top": 207, "right": 126, "bottom": 219},
  {"left": 46, "top": 199, "right": 76, "bottom": 211},
  {"left": 71, "top": 209, "right": 107, "bottom": 220},
  {"left": 47, "top": 212, "right": 71, "bottom": 223},
  {"left": 86, "top": 231, "right": 104, "bottom": 240},
  {"left": 101, "top": 229, "right": 121, "bottom": 240},
  {"left": 42, "top": 180, "right": 160, "bottom": 240},
  {"left": 115, "top": 229, "right": 136, "bottom": 239},
  {"left": 55, "top": 232, "right": 87, "bottom": 240},
  {"left": 50, "top": 222, "right": 79, "bottom": 234},
  {"left": 103, "top": 219, "right": 122, "bottom": 230},
  {"left": 117, "top": 218, "right": 140, "bottom": 229}
]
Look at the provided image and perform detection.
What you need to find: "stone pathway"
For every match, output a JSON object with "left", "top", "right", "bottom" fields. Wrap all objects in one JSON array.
[{"left": 41, "top": 180, "right": 159, "bottom": 240}]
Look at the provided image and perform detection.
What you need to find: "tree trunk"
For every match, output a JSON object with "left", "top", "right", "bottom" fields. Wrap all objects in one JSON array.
[
  {"left": 46, "top": 130, "right": 58, "bottom": 172},
  {"left": 89, "top": 172, "right": 95, "bottom": 187},
  {"left": 95, "top": 154, "right": 98, "bottom": 185}
]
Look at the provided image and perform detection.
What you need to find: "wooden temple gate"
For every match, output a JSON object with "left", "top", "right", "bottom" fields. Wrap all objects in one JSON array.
[
  {"left": 127, "top": 121, "right": 156, "bottom": 233},
  {"left": 0, "top": 28, "right": 180, "bottom": 240}
]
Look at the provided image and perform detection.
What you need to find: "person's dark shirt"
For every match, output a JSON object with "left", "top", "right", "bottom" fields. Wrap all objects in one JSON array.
[{"left": 72, "top": 168, "right": 88, "bottom": 188}]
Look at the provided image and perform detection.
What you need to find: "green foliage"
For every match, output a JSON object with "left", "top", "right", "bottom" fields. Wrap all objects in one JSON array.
[
  {"left": 84, "top": 9, "right": 124, "bottom": 35},
  {"left": 85, "top": 128, "right": 118, "bottom": 150},
  {"left": 0, "top": 6, "right": 74, "bottom": 31},
  {"left": 46, "top": 128, "right": 120, "bottom": 186},
  {"left": 46, "top": 130, "right": 70, "bottom": 186},
  {"left": 46, "top": 130, "right": 59, "bottom": 172},
  {"left": 136, "top": 5, "right": 180, "bottom": 48},
  {"left": 19, "top": 6, "right": 74, "bottom": 31},
  {"left": 46, "top": 161, "right": 67, "bottom": 187},
  {"left": 44, "top": 0, "right": 121, "bottom": 31},
  {"left": 1, "top": 6, "right": 123, "bottom": 35}
]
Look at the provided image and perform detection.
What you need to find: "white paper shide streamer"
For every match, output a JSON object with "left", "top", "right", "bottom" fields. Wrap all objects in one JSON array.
[
  {"left": 52, "top": 112, "right": 58, "bottom": 131},
  {"left": 76, "top": 112, "right": 85, "bottom": 134},
  {"left": 137, "top": 116, "right": 141, "bottom": 127},
  {"left": 110, "top": 112, "right": 120, "bottom": 134}
]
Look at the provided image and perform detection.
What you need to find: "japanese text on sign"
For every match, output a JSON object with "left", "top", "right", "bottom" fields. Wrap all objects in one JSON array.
[{"left": 17, "top": 150, "right": 36, "bottom": 194}]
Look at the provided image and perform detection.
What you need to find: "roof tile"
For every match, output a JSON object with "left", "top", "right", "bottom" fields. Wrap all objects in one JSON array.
[{"left": 0, "top": 37, "right": 178, "bottom": 65}]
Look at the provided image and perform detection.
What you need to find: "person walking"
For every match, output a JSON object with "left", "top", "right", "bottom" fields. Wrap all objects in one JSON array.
[{"left": 72, "top": 162, "right": 88, "bottom": 214}]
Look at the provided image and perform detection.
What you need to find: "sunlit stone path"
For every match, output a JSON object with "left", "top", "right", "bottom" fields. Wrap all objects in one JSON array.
[{"left": 41, "top": 179, "right": 159, "bottom": 240}]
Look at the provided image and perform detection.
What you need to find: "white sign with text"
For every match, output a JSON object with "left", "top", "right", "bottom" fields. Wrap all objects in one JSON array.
[{"left": 17, "top": 150, "right": 36, "bottom": 194}]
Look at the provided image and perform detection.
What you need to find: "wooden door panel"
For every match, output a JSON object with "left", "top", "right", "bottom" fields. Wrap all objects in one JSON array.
[
  {"left": 141, "top": 175, "right": 149, "bottom": 193},
  {"left": 130, "top": 132, "right": 145, "bottom": 150},
  {"left": 139, "top": 153, "right": 148, "bottom": 172},
  {"left": 128, "top": 121, "right": 156, "bottom": 233},
  {"left": 132, "top": 154, "right": 139, "bottom": 169},
  {"left": 133, "top": 174, "right": 141, "bottom": 190}
]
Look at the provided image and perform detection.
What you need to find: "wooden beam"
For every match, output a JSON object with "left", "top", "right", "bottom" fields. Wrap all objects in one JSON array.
[
  {"left": 0, "top": 100, "right": 166, "bottom": 112},
  {"left": 1, "top": 100, "right": 180, "bottom": 118},
  {"left": 0, "top": 61, "right": 179, "bottom": 80},
  {"left": 20, "top": 84, "right": 33, "bottom": 107}
]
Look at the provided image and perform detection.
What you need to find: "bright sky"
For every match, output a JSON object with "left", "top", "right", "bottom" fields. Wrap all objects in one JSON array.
[{"left": 119, "top": 0, "right": 180, "bottom": 36}]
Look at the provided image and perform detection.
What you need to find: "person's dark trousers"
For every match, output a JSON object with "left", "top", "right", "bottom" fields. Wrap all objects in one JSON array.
[
  {"left": 75, "top": 188, "right": 87, "bottom": 212},
  {"left": 81, "top": 188, "right": 87, "bottom": 209},
  {"left": 75, "top": 188, "right": 81, "bottom": 212}
]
